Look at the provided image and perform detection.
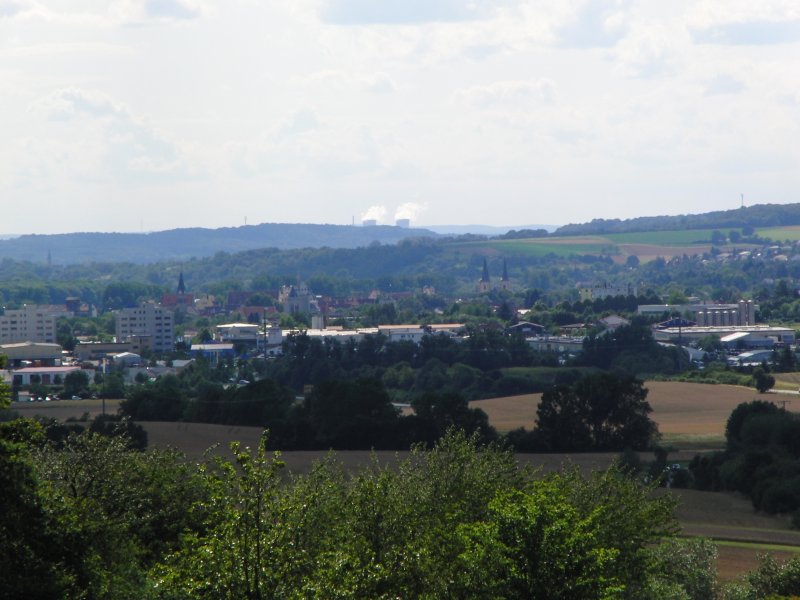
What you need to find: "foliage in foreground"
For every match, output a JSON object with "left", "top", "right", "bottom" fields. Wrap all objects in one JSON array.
[
  {"left": 154, "top": 431, "right": 678, "bottom": 600},
  {"left": 7, "top": 418, "right": 799, "bottom": 600}
]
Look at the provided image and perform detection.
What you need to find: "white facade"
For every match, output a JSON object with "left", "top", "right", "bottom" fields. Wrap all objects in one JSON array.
[
  {"left": 115, "top": 303, "right": 175, "bottom": 353},
  {"left": 578, "top": 283, "right": 638, "bottom": 302},
  {"left": 0, "top": 304, "right": 69, "bottom": 344}
]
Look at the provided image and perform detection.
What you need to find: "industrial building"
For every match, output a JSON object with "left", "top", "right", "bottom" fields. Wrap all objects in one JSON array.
[
  {"left": 638, "top": 300, "right": 758, "bottom": 327},
  {"left": 653, "top": 325, "right": 795, "bottom": 349}
]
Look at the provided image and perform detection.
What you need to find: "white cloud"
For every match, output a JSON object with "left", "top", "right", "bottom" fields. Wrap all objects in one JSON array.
[
  {"left": 692, "top": 19, "right": 800, "bottom": 45},
  {"left": 454, "top": 79, "right": 557, "bottom": 110},
  {"left": 318, "top": 0, "right": 516, "bottom": 25},
  {"left": 556, "top": 0, "right": 631, "bottom": 48},
  {"left": 704, "top": 74, "right": 746, "bottom": 95},
  {"left": 687, "top": 1, "right": 800, "bottom": 45},
  {"left": 31, "top": 88, "right": 197, "bottom": 184},
  {"left": 143, "top": 0, "right": 199, "bottom": 20},
  {"left": 0, "top": 0, "right": 30, "bottom": 18},
  {"left": 612, "top": 26, "right": 681, "bottom": 78},
  {"left": 35, "top": 88, "right": 125, "bottom": 120},
  {"left": 109, "top": 0, "right": 202, "bottom": 24},
  {"left": 364, "top": 72, "right": 396, "bottom": 94},
  {"left": 278, "top": 108, "right": 321, "bottom": 137}
]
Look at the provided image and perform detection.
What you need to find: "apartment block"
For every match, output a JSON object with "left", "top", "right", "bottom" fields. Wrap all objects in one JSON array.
[
  {"left": 115, "top": 303, "right": 175, "bottom": 353},
  {"left": 0, "top": 304, "right": 70, "bottom": 344}
]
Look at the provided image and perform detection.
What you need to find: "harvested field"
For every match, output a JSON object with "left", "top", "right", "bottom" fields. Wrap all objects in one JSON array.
[
  {"left": 715, "top": 545, "right": 800, "bottom": 582},
  {"left": 666, "top": 488, "right": 800, "bottom": 581},
  {"left": 143, "top": 421, "right": 623, "bottom": 475},
  {"left": 469, "top": 381, "right": 761, "bottom": 443},
  {"left": 617, "top": 243, "right": 710, "bottom": 263},
  {"left": 10, "top": 398, "right": 122, "bottom": 421}
]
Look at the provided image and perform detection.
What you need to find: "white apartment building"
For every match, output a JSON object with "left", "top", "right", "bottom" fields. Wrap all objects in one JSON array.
[
  {"left": 115, "top": 303, "right": 175, "bottom": 353},
  {"left": 0, "top": 304, "right": 70, "bottom": 344}
]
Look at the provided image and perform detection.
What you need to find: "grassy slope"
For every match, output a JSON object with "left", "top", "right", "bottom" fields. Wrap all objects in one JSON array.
[{"left": 441, "top": 221, "right": 800, "bottom": 264}]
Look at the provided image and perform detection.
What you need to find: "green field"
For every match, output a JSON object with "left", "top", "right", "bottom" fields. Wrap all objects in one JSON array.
[
  {"left": 445, "top": 226, "right": 774, "bottom": 261},
  {"left": 606, "top": 229, "right": 719, "bottom": 245},
  {"left": 449, "top": 238, "right": 618, "bottom": 257},
  {"left": 757, "top": 226, "right": 800, "bottom": 242}
]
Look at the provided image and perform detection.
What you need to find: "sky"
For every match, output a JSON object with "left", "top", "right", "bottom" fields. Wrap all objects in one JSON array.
[{"left": 1, "top": 0, "right": 799, "bottom": 234}]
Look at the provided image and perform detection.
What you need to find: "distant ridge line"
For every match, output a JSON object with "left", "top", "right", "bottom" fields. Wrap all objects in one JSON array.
[{"left": 555, "top": 202, "right": 800, "bottom": 236}]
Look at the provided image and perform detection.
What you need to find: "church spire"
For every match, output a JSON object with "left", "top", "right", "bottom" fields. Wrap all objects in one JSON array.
[
  {"left": 499, "top": 258, "right": 511, "bottom": 291},
  {"left": 477, "top": 258, "right": 491, "bottom": 293},
  {"left": 177, "top": 272, "right": 185, "bottom": 294}
]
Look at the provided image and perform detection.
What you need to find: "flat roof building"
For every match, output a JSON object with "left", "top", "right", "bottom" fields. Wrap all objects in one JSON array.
[{"left": 115, "top": 303, "right": 174, "bottom": 353}]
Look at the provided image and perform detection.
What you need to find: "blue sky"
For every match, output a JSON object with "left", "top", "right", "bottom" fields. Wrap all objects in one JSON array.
[{"left": 1, "top": 0, "right": 799, "bottom": 233}]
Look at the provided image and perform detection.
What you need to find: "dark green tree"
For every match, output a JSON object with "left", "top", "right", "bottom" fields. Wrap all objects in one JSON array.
[
  {"left": 752, "top": 367, "right": 776, "bottom": 393},
  {"left": 536, "top": 373, "right": 658, "bottom": 451}
]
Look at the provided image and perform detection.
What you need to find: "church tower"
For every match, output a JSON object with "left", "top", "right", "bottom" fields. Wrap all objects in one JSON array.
[
  {"left": 177, "top": 272, "right": 186, "bottom": 295},
  {"left": 499, "top": 258, "right": 511, "bottom": 291},
  {"left": 477, "top": 258, "right": 491, "bottom": 293}
]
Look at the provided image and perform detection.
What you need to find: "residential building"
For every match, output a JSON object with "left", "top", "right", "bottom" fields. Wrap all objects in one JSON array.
[
  {"left": 0, "top": 304, "right": 69, "bottom": 344},
  {"left": 115, "top": 303, "right": 175, "bottom": 353},
  {"left": 578, "top": 283, "right": 638, "bottom": 302}
]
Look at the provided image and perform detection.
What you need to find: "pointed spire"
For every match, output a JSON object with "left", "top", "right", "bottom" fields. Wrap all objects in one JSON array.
[
  {"left": 481, "top": 258, "right": 490, "bottom": 282},
  {"left": 502, "top": 258, "right": 509, "bottom": 282},
  {"left": 177, "top": 272, "right": 185, "bottom": 294}
]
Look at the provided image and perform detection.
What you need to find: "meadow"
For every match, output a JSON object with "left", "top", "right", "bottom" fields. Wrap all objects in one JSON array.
[{"left": 446, "top": 225, "right": 788, "bottom": 263}]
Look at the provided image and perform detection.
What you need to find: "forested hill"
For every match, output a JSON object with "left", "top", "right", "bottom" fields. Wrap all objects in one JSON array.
[
  {"left": 555, "top": 202, "right": 800, "bottom": 235},
  {"left": 0, "top": 222, "right": 438, "bottom": 265}
]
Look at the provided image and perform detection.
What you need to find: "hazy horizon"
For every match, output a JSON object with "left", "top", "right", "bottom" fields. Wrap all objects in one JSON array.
[{"left": 1, "top": 1, "right": 798, "bottom": 234}]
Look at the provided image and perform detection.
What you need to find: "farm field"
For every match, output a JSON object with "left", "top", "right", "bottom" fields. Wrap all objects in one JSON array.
[
  {"left": 773, "top": 372, "right": 800, "bottom": 392},
  {"left": 10, "top": 398, "right": 122, "bottom": 421},
  {"left": 469, "top": 381, "right": 762, "bottom": 448},
  {"left": 757, "top": 225, "right": 800, "bottom": 242},
  {"left": 448, "top": 230, "right": 749, "bottom": 262},
  {"left": 12, "top": 382, "right": 800, "bottom": 581}
]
